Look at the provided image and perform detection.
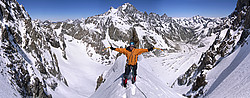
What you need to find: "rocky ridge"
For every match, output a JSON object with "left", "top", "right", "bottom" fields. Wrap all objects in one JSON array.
[
  {"left": 174, "top": 0, "right": 250, "bottom": 97},
  {"left": 0, "top": 0, "right": 68, "bottom": 97}
]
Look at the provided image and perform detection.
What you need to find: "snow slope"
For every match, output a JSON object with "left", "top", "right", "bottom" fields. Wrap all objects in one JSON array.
[
  {"left": 205, "top": 36, "right": 250, "bottom": 97},
  {"left": 0, "top": 73, "right": 22, "bottom": 98},
  {"left": 48, "top": 35, "right": 110, "bottom": 98},
  {"left": 90, "top": 55, "right": 184, "bottom": 98}
]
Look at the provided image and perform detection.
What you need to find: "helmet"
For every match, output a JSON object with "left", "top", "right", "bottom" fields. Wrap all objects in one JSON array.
[{"left": 130, "top": 42, "right": 135, "bottom": 46}]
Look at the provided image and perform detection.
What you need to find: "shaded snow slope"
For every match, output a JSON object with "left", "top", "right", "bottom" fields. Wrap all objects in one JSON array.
[
  {"left": 0, "top": 73, "right": 21, "bottom": 98},
  {"left": 205, "top": 36, "right": 250, "bottom": 98},
  {"left": 90, "top": 55, "right": 184, "bottom": 98}
]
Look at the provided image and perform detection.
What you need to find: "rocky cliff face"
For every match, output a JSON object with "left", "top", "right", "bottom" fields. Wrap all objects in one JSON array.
[
  {"left": 174, "top": 0, "right": 250, "bottom": 97},
  {"left": 0, "top": 0, "right": 67, "bottom": 97}
]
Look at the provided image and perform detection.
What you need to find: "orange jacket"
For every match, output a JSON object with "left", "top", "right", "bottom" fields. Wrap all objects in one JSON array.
[{"left": 115, "top": 48, "right": 148, "bottom": 65}]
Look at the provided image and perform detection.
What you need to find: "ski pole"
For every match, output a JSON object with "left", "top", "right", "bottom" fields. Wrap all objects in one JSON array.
[
  {"left": 153, "top": 47, "right": 163, "bottom": 51},
  {"left": 102, "top": 47, "right": 110, "bottom": 52}
]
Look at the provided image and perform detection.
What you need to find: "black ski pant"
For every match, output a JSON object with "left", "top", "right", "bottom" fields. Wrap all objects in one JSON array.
[{"left": 124, "top": 64, "right": 137, "bottom": 79}]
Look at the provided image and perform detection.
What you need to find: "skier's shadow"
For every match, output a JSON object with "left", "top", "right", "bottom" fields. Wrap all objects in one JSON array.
[
  {"left": 105, "top": 74, "right": 123, "bottom": 90},
  {"left": 105, "top": 72, "right": 134, "bottom": 90},
  {"left": 113, "top": 73, "right": 123, "bottom": 83}
]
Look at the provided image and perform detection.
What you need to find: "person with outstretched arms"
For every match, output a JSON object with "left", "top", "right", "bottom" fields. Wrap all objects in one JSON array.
[{"left": 110, "top": 42, "right": 154, "bottom": 87}]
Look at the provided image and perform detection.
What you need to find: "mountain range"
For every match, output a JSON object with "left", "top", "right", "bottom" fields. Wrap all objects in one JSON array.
[{"left": 0, "top": 0, "right": 249, "bottom": 97}]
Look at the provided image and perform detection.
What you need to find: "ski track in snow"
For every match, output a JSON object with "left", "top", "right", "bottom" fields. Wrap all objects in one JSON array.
[{"left": 134, "top": 83, "right": 147, "bottom": 98}]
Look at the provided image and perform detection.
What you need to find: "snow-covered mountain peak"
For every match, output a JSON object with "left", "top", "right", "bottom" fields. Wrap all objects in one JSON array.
[
  {"left": 119, "top": 3, "right": 137, "bottom": 11},
  {"left": 104, "top": 7, "right": 118, "bottom": 16},
  {"left": 192, "top": 15, "right": 203, "bottom": 19},
  {"left": 161, "top": 13, "right": 168, "bottom": 18},
  {"left": 173, "top": 15, "right": 224, "bottom": 31},
  {"left": 109, "top": 6, "right": 115, "bottom": 11},
  {"left": 104, "top": 3, "right": 139, "bottom": 17},
  {"left": 33, "top": 19, "right": 42, "bottom": 23}
]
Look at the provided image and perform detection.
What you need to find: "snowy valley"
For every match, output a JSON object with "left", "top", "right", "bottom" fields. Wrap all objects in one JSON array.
[{"left": 0, "top": 0, "right": 249, "bottom": 98}]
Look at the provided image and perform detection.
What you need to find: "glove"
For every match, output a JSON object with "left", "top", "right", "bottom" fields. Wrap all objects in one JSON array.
[
  {"left": 148, "top": 47, "right": 154, "bottom": 51},
  {"left": 110, "top": 46, "right": 116, "bottom": 50}
]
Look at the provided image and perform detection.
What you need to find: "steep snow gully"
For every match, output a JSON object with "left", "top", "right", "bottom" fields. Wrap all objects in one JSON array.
[{"left": 90, "top": 55, "right": 184, "bottom": 98}]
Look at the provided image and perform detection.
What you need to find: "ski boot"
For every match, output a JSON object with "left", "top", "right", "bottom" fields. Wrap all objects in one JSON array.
[
  {"left": 123, "top": 78, "right": 128, "bottom": 87},
  {"left": 132, "top": 76, "right": 136, "bottom": 84}
]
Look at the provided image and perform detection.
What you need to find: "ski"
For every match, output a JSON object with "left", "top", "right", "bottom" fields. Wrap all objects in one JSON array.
[{"left": 131, "top": 84, "right": 136, "bottom": 95}]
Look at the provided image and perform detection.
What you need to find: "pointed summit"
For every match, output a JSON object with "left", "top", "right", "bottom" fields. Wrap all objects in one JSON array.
[
  {"left": 120, "top": 3, "right": 135, "bottom": 9},
  {"left": 114, "top": 3, "right": 141, "bottom": 18},
  {"left": 192, "top": 15, "right": 203, "bottom": 19},
  {"left": 118, "top": 3, "right": 138, "bottom": 13},
  {"left": 110, "top": 6, "right": 115, "bottom": 10},
  {"left": 104, "top": 6, "right": 118, "bottom": 16}
]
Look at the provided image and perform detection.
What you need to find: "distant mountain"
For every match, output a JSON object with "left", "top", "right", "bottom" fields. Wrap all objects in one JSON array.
[{"left": 46, "top": 3, "right": 226, "bottom": 65}]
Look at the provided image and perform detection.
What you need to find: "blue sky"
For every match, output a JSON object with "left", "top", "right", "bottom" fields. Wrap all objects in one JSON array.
[{"left": 17, "top": 0, "right": 237, "bottom": 21}]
